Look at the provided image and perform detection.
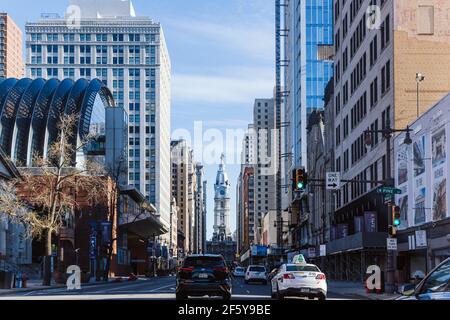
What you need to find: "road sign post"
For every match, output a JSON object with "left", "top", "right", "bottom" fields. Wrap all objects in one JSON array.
[
  {"left": 326, "top": 172, "right": 341, "bottom": 190},
  {"left": 387, "top": 238, "right": 398, "bottom": 251}
]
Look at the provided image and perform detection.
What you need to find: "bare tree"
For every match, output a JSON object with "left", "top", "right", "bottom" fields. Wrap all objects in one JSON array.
[{"left": 11, "top": 114, "right": 110, "bottom": 286}]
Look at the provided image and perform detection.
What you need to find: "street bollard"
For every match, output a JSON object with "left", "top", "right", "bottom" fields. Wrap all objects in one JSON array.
[
  {"left": 22, "top": 273, "right": 27, "bottom": 288},
  {"left": 16, "top": 272, "right": 22, "bottom": 288}
]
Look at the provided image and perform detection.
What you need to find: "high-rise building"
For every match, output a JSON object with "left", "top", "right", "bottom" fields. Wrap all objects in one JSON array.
[
  {"left": 213, "top": 154, "right": 232, "bottom": 242},
  {"left": 283, "top": 0, "right": 333, "bottom": 170},
  {"left": 193, "top": 163, "right": 207, "bottom": 254},
  {"left": 326, "top": 0, "right": 450, "bottom": 282},
  {"left": 253, "top": 98, "right": 277, "bottom": 245},
  {"left": 0, "top": 13, "right": 24, "bottom": 78},
  {"left": 281, "top": 1, "right": 333, "bottom": 247},
  {"left": 25, "top": 0, "right": 171, "bottom": 229},
  {"left": 170, "top": 140, "right": 192, "bottom": 255},
  {"left": 236, "top": 98, "right": 278, "bottom": 263}
]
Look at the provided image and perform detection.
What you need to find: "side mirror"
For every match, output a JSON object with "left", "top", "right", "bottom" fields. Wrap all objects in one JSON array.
[{"left": 399, "top": 284, "right": 416, "bottom": 296}]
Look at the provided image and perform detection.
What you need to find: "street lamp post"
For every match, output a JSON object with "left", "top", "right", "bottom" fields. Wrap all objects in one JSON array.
[
  {"left": 416, "top": 73, "right": 425, "bottom": 118},
  {"left": 365, "top": 117, "right": 412, "bottom": 293}
]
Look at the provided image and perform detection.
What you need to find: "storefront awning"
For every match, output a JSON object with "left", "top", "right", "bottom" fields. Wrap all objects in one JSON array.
[{"left": 119, "top": 215, "right": 168, "bottom": 239}]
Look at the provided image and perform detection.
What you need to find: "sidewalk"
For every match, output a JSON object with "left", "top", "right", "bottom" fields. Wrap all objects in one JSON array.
[
  {"left": 0, "top": 277, "right": 122, "bottom": 296},
  {"left": 327, "top": 280, "right": 401, "bottom": 300}
]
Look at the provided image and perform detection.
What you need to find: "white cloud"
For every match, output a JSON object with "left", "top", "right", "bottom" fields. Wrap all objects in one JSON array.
[
  {"left": 172, "top": 68, "right": 275, "bottom": 105},
  {"left": 166, "top": 17, "right": 274, "bottom": 63}
]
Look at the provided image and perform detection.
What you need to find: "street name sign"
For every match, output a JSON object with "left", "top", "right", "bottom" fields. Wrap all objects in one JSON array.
[
  {"left": 377, "top": 186, "right": 402, "bottom": 195},
  {"left": 387, "top": 238, "right": 398, "bottom": 251},
  {"left": 326, "top": 172, "right": 341, "bottom": 190},
  {"left": 384, "top": 194, "right": 393, "bottom": 204}
]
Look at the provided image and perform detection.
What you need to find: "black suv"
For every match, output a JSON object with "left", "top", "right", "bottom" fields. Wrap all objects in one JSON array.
[{"left": 176, "top": 254, "right": 232, "bottom": 300}]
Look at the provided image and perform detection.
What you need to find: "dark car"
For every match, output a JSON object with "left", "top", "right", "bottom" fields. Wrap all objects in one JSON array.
[{"left": 176, "top": 254, "right": 232, "bottom": 300}]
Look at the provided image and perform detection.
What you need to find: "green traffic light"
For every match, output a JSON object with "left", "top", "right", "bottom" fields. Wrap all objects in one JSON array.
[
  {"left": 297, "top": 182, "right": 304, "bottom": 189},
  {"left": 393, "top": 219, "right": 401, "bottom": 226}
]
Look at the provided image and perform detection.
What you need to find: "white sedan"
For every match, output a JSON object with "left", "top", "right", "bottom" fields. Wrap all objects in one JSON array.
[
  {"left": 271, "top": 263, "right": 327, "bottom": 300},
  {"left": 233, "top": 267, "right": 246, "bottom": 277},
  {"left": 245, "top": 265, "right": 268, "bottom": 284}
]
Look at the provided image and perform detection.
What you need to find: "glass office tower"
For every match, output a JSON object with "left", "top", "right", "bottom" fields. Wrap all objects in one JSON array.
[{"left": 285, "top": 0, "right": 333, "bottom": 169}]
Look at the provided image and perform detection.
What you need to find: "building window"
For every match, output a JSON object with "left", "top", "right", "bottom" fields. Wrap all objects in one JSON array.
[
  {"left": 381, "top": 60, "right": 391, "bottom": 95},
  {"left": 380, "top": 15, "right": 390, "bottom": 50}
]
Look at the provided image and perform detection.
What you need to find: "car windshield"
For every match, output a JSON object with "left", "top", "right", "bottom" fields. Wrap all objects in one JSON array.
[
  {"left": 249, "top": 266, "right": 266, "bottom": 272},
  {"left": 236, "top": 267, "right": 245, "bottom": 272},
  {"left": 286, "top": 265, "right": 320, "bottom": 272},
  {"left": 420, "top": 260, "right": 450, "bottom": 294},
  {"left": 183, "top": 257, "right": 225, "bottom": 268}
]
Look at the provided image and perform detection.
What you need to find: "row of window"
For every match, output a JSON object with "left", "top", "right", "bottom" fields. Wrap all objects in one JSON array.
[
  {"left": 129, "top": 148, "right": 157, "bottom": 158},
  {"left": 30, "top": 56, "right": 157, "bottom": 66},
  {"left": 336, "top": 105, "right": 390, "bottom": 171},
  {"left": 31, "top": 44, "right": 157, "bottom": 54},
  {"left": 335, "top": 155, "right": 385, "bottom": 208},
  {"left": 30, "top": 33, "right": 158, "bottom": 43}
]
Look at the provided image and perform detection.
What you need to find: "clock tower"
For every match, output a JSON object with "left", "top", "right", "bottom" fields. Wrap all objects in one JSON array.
[{"left": 213, "top": 154, "right": 232, "bottom": 241}]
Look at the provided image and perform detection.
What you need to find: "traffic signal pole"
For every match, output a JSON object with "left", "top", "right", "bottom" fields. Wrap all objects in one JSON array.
[
  {"left": 385, "top": 127, "right": 395, "bottom": 294},
  {"left": 364, "top": 117, "right": 412, "bottom": 294}
]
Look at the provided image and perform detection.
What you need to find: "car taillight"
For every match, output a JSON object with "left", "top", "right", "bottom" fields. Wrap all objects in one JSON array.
[
  {"left": 283, "top": 273, "right": 295, "bottom": 280},
  {"left": 180, "top": 267, "right": 193, "bottom": 272},
  {"left": 316, "top": 274, "right": 326, "bottom": 280}
]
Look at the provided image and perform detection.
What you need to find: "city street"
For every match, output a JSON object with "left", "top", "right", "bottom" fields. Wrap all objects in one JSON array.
[{"left": 0, "top": 276, "right": 362, "bottom": 300}]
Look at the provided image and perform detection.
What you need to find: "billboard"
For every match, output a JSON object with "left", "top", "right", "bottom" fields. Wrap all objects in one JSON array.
[
  {"left": 432, "top": 127, "right": 447, "bottom": 221},
  {"left": 251, "top": 245, "right": 268, "bottom": 257}
]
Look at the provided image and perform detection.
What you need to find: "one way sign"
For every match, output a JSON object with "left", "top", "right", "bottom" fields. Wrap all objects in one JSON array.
[{"left": 326, "top": 172, "right": 341, "bottom": 190}]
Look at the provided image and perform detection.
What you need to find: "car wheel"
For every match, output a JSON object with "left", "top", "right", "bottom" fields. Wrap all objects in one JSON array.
[
  {"left": 318, "top": 293, "right": 326, "bottom": 301},
  {"left": 176, "top": 293, "right": 188, "bottom": 300},
  {"left": 271, "top": 290, "right": 277, "bottom": 299},
  {"left": 277, "top": 285, "right": 284, "bottom": 300}
]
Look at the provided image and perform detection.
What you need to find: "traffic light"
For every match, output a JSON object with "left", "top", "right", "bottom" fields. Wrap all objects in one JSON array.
[
  {"left": 293, "top": 168, "right": 308, "bottom": 191},
  {"left": 393, "top": 206, "right": 401, "bottom": 227},
  {"left": 389, "top": 205, "right": 401, "bottom": 237}
]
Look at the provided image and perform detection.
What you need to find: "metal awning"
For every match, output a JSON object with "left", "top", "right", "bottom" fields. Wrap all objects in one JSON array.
[{"left": 119, "top": 215, "right": 168, "bottom": 239}]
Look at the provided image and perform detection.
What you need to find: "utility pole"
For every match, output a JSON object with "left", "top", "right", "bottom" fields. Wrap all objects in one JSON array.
[
  {"left": 416, "top": 73, "right": 425, "bottom": 118},
  {"left": 364, "top": 117, "right": 412, "bottom": 294}
]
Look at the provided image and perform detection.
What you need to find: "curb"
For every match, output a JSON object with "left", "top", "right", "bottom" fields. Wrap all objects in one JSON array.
[
  {"left": 0, "top": 279, "right": 118, "bottom": 296},
  {"left": 0, "top": 276, "right": 169, "bottom": 296}
]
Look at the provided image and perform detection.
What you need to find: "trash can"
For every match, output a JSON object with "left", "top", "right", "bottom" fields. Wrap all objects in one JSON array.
[{"left": 0, "top": 271, "right": 15, "bottom": 289}]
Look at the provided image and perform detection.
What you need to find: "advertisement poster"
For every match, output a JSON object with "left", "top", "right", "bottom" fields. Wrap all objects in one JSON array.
[
  {"left": 397, "top": 145, "right": 409, "bottom": 185},
  {"left": 414, "top": 136, "right": 426, "bottom": 177},
  {"left": 354, "top": 216, "right": 364, "bottom": 233},
  {"left": 415, "top": 187, "right": 426, "bottom": 225},
  {"left": 399, "top": 195, "right": 408, "bottom": 227},
  {"left": 432, "top": 167, "right": 447, "bottom": 221},
  {"left": 432, "top": 128, "right": 446, "bottom": 168},
  {"left": 364, "top": 212, "right": 378, "bottom": 232},
  {"left": 337, "top": 224, "right": 348, "bottom": 239}
]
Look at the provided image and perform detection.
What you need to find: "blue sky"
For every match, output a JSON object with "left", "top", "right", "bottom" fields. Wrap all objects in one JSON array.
[{"left": 1, "top": 0, "right": 276, "bottom": 239}]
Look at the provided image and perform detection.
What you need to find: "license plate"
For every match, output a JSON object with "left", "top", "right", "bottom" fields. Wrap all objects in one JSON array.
[
  {"left": 301, "top": 288, "right": 310, "bottom": 293},
  {"left": 199, "top": 273, "right": 208, "bottom": 279}
]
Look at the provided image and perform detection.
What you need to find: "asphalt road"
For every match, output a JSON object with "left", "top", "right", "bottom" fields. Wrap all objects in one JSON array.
[{"left": 0, "top": 276, "right": 362, "bottom": 300}]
